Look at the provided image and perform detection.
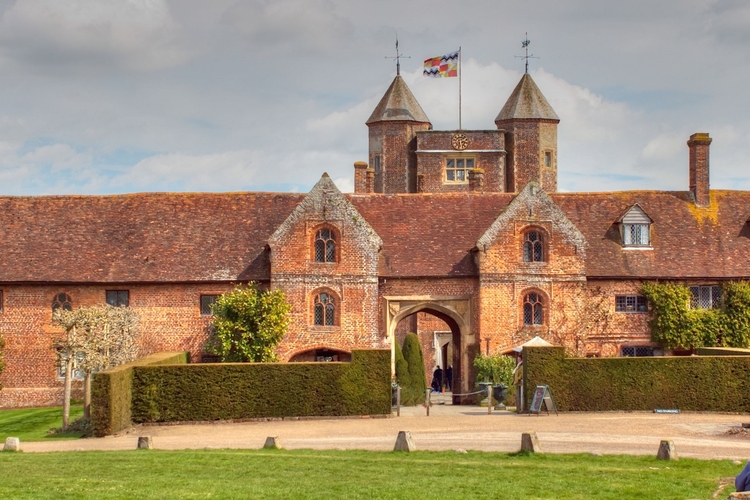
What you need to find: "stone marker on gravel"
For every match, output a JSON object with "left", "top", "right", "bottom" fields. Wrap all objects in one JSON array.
[
  {"left": 521, "top": 432, "right": 541, "bottom": 453},
  {"left": 3, "top": 437, "right": 20, "bottom": 452},
  {"left": 263, "top": 436, "right": 282, "bottom": 449},
  {"left": 394, "top": 431, "right": 415, "bottom": 452},
  {"left": 656, "top": 440, "right": 677, "bottom": 460},
  {"left": 137, "top": 436, "right": 153, "bottom": 450}
]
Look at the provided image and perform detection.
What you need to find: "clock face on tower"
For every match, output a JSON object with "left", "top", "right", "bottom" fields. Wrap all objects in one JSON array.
[{"left": 451, "top": 133, "right": 469, "bottom": 151}]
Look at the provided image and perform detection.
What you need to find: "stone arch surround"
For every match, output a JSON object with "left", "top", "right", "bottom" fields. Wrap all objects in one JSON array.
[{"left": 385, "top": 295, "right": 475, "bottom": 404}]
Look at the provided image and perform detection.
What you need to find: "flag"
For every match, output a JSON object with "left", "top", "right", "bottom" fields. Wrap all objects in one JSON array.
[{"left": 423, "top": 51, "right": 459, "bottom": 77}]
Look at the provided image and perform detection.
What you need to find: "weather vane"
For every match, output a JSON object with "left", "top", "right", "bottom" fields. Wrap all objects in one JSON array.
[
  {"left": 514, "top": 32, "right": 539, "bottom": 74},
  {"left": 385, "top": 37, "right": 410, "bottom": 76}
]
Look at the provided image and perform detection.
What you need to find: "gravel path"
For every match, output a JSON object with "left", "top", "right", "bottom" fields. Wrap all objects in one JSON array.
[{"left": 17, "top": 406, "right": 750, "bottom": 459}]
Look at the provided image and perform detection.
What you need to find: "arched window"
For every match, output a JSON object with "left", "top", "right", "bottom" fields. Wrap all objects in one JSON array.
[
  {"left": 314, "top": 228, "right": 336, "bottom": 263},
  {"left": 52, "top": 293, "right": 72, "bottom": 312},
  {"left": 523, "top": 230, "right": 544, "bottom": 262},
  {"left": 523, "top": 292, "right": 544, "bottom": 326},
  {"left": 313, "top": 292, "right": 336, "bottom": 326}
]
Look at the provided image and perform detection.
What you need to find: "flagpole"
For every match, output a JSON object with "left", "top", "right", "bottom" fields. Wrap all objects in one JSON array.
[{"left": 458, "top": 46, "right": 462, "bottom": 130}]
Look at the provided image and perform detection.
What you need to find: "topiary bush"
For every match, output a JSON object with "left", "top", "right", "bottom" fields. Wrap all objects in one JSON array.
[
  {"left": 401, "top": 333, "right": 425, "bottom": 405},
  {"left": 394, "top": 337, "right": 410, "bottom": 390}
]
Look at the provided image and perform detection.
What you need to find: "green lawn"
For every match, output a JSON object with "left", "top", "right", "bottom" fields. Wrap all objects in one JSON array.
[
  {"left": 0, "top": 406, "right": 85, "bottom": 442},
  {"left": 0, "top": 449, "right": 740, "bottom": 499}
]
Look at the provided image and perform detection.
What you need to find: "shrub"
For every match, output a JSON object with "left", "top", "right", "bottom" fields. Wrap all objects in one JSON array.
[
  {"left": 473, "top": 353, "right": 515, "bottom": 386},
  {"left": 401, "top": 333, "right": 425, "bottom": 405},
  {"left": 394, "top": 337, "right": 410, "bottom": 389}
]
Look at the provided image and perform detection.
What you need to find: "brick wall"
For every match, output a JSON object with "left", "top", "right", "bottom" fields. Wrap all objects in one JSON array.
[
  {"left": 497, "top": 119, "right": 558, "bottom": 193},
  {"left": 368, "top": 121, "right": 430, "bottom": 193}
]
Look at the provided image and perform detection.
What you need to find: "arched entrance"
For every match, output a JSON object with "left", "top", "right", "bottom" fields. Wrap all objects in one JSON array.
[{"left": 385, "top": 295, "right": 474, "bottom": 404}]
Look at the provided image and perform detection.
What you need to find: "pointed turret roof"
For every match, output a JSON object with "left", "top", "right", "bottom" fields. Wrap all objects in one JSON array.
[
  {"left": 366, "top": 76, "right": 430, "bottom": 125},
  {"left": 495, "top": 73, "right": 559, "bottom": 122}
]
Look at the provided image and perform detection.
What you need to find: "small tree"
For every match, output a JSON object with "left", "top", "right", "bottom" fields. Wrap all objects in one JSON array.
[
  {"left": 401, "top": 332, "right": 426, "bottom": 405},
  {"left": 473, "top": 353, "right": 515, "bottom": 386},
  {"left": 52, "top": 305, "right": 140, "bottom": 428},
  {"left": 208, "top": 283, "right": 292, "bottom": 362}
]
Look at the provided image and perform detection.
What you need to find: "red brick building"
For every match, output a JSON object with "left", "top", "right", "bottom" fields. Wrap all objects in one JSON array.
[{"left": 1, "top": 73, "right": 749, "bottom": 407}]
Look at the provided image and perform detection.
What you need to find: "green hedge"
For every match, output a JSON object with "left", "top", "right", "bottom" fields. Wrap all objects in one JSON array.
[
  {"left": 523, "top": 346, "right": 750, "bottom": 412},
  {"left": 696, "top": 347, "right": 750, "bottom": 356},
  {"left": 131, "top": 349, "right": 391, "bottom": 424},
  {"left": 91, "top": 352, "right": 189, "bottom": 437}
]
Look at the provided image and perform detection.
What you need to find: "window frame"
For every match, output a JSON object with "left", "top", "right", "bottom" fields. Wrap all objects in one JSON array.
[
  {"left": 444, "top": 156, "right": 474, "bottom": 184},
  {"left": 622, "top": 223, "right": 650, "bottom": 247},
  {"left": 312, "top": 225, "right": 339, "bottom": 263},
  {"left": 522, "top": 229, "right": 545, "bottom": 263},
  {"left": 52, "top": 293, "right": 72, "bottom": 312},
  {"left": 312, "top": 290, "right": 338, "bottom": 327},
  {"left": 522, "top": 291, "right": 545, "bottom": 327},
  {"left": 689, "top": 285, "right": 721, "bottom": 310},
  {"left": 106, "top": 290, "right": 130, "bottom": 308},
  {"left": 620, "top": 345, "right": 655, "bottom": 357},
  {"left": 615, "top": 295, "right": 648, "bottom": 313},
  {"left": 200, "top": 294, "right": 219, "bottom": 316}
]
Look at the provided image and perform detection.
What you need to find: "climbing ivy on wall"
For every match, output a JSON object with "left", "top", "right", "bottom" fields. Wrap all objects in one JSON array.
[{"left": 641, "top": 281, "right": 750, "bottom": 350}]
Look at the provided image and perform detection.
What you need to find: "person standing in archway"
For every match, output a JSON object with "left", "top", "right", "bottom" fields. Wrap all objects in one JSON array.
[
  {"left": 445, "top": 365, "right": 453, "bottom": 391},
  {"left": 432, "top": 366, "right": 443, "bottom": 392}
]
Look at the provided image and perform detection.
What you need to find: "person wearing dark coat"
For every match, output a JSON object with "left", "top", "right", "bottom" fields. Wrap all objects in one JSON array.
[
  {"left": 445, "top": 366, "right": 453, "bottom": 391},
  {"left": 431, "top": 366, "right": 443, "bottom": 392},
  {"left": 736, "top": 461, "right": 750, "bottom": 492}
]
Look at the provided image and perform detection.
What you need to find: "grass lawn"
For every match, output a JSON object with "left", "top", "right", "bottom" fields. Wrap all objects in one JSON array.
[
  {"left": 0, "top": 449, "right": 740, "bottom": 499},
  {"left": 0, "top": 406, "right": 85, "bottom": 442}
]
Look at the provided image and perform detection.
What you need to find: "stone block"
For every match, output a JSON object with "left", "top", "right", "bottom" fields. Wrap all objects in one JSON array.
[
  {"left": 521, "top": 432, "right": 541, "bottom": 453},
  {"left": 728, "top": 493, "right": 750, "bottom": 499},
  {"left": 3, "top": 437, "right": 20, "bottom": 452},
  {"left": 656, "top": 440, "right": 677, "bottom": 460},
  {"left": 393, "top": 431, "right": 415, "bottom": 452},
  {"left": 137, "top": 436, "right": 153, "bottom": 450},
  {"left": 263, "top": 436, "right": 282, "bottom": 449}
]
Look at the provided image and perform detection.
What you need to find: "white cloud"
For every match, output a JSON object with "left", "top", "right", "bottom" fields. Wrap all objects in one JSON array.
[{"left": 0, "top": 0, "right": 191, "bottom": 71}]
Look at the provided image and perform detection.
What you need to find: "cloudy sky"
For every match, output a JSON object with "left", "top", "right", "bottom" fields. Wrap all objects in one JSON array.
[{"left": 0, "top": 0, "right": 748, "bottom": 195}]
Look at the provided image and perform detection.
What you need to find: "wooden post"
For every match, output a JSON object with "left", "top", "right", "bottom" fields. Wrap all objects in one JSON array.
[
  {"left": 396, "top": 386, "right": 401, "bottom": 417},
  {"left": 487, "top": 385, "right": 492, "bottom": 415},
  {"left": 425, "top": 389, "right": 430, "bottom": 416}
]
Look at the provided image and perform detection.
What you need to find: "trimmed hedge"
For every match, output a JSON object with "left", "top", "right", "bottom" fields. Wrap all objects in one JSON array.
[
  {"left": 91, "top": 352, "right": 189, "bottom": 437},
  {"left": 130, "top": 349, "right": 391, "bottom": 424},
  {"left": 523, "top": 346, "right": 750, "bottom": 412},
  {"left": 696, "top": 347, "right": 750, "bottom": 356}
]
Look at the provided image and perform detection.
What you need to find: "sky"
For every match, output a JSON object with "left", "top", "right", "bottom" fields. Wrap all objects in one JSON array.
[{"left": 0, "top": 0, "right": 749, "bottom": 196}]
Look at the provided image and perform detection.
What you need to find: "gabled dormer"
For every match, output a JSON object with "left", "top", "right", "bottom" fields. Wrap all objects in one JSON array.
[{"left": 617, "top": 204, "right": 652, "bottom": 248}]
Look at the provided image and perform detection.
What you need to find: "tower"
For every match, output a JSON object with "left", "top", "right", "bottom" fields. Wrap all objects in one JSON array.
[
  {"left": 495, "top": 73, "right": 559, "bottom": 193},
  {"left": 365, "top": 76, "right": 431, "bottom": 193}
]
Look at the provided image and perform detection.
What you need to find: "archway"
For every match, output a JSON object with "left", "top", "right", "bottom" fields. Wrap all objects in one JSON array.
[{"left": 385, "top": 296, "right": 474, "bottom": 404}]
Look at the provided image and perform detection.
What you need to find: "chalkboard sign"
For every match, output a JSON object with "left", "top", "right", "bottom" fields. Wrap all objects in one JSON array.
[{"left": 528, "top": 385, "right": 558, "bottom": 416}]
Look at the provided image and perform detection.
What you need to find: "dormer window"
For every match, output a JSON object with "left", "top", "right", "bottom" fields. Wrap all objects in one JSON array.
[{"left": 618, "top": 204, "right": 652, "bottom": 248}]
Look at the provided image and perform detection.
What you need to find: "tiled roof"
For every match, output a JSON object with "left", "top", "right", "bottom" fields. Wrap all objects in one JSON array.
[
  {"left": 350, "top": 193, "right": 514, "bottom": 277},
  {"left": 1, "top": 189, "right": 748, "bottom": 283},
  {"left": 0, "top": 192, "right": 303, "bottom": 283},
  {"left": 366, "top": 76, "right": 431, "bottom": 125},
  {"left": 495, "top": 73, "right": 559, "bottom": 122},
  {"left": 551, "top": 190, "right": 750, "bottom": 279}
]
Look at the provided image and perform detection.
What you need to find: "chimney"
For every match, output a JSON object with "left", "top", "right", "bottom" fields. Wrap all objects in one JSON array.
[
  {"left": 353, "top": 161, "right": 368, "bottom": 193},
  {"left": 365, "top": 168, "right": 375, "bottom": 194},
  {"left": 468, "top": 168, "right": 485, "bottom": 192},
  {"left": 688, "top": 133, "right": 711, "bottom": 207}
]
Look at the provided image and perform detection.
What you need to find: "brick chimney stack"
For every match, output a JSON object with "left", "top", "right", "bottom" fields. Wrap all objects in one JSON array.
[
  {"left": 688, "top": 133, "right": 711, "bottom": 207},
  {"left": 353, "top": 161, "right": 368, "bottom": 194}
]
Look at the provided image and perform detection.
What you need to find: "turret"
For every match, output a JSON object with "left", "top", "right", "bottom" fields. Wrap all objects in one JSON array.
[
  {"left": 364, "top": 76, "right": 431, "bottom": 193},
  {"left": 495, "top": 74, "right": 559, "bottom": 192}
]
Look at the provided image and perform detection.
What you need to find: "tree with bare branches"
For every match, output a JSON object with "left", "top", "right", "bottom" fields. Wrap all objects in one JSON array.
[
  {"left": 52, "top": 305, "right": 139, "bottom": 428},
  {"left": 552, "top": 283, "right": 613, "bottom": 357}
]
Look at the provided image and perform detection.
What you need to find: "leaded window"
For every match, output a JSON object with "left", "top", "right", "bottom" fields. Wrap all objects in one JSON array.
[
  {"left": 314, "top": 292, "right": 336, "bottom": 326},
  {"left": 314, "top": 228, "right": 336, "bottom": 263},
  {"left": 523, "top": 293, "right": 544, "bottom": 326},
  {"left": 615, "top": 295, "right": 648, "bottom": 313},
  {"left": 689, "top": 285, "right": 721, "bottom": 310},
  {"left": 523, "top": 231, "right": 544, "bottom": 262},
  {"left": 52, "top": 293, "right": 72, "bottom": 312},
  {"left": 621, "top": 346, "right": 655, "bottom": 357},
  {"left": 623, "top": 223, "right": 650, "bottom": 246},
  {"left": 106, "top": 290, "right": 129, "bottom": 307},
  {"left": 200, "top": 295, "right": 219, "bottom": 316}
]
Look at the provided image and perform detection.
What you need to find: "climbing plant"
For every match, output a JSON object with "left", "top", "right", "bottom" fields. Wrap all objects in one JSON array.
[{"left": 641, "top": 281, "right": 750, "bottom": 350}]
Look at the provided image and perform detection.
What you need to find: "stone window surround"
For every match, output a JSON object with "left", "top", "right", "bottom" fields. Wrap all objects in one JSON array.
[
  {"left": 521, "top": 289, "right": 547, "bottom": 327},
  {"left": 311, "top": 223, "right": 340, "bottom": 263},
  {"left": 443, "top": 156, "right": 474, "bottom": 184},
  {"left": 615, "top": 295, "right": 648, "bottom": 313},
  {"left": 200, "top": 294, "right": 221, "bottom": 316},
  {"left": 311, "top": 288, "right": 339, "bottom": 327}
]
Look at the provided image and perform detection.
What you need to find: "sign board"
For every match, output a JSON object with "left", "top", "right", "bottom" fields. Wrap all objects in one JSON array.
[{"left": 528, "top": 385, "right": 558, "bottom": 416}]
